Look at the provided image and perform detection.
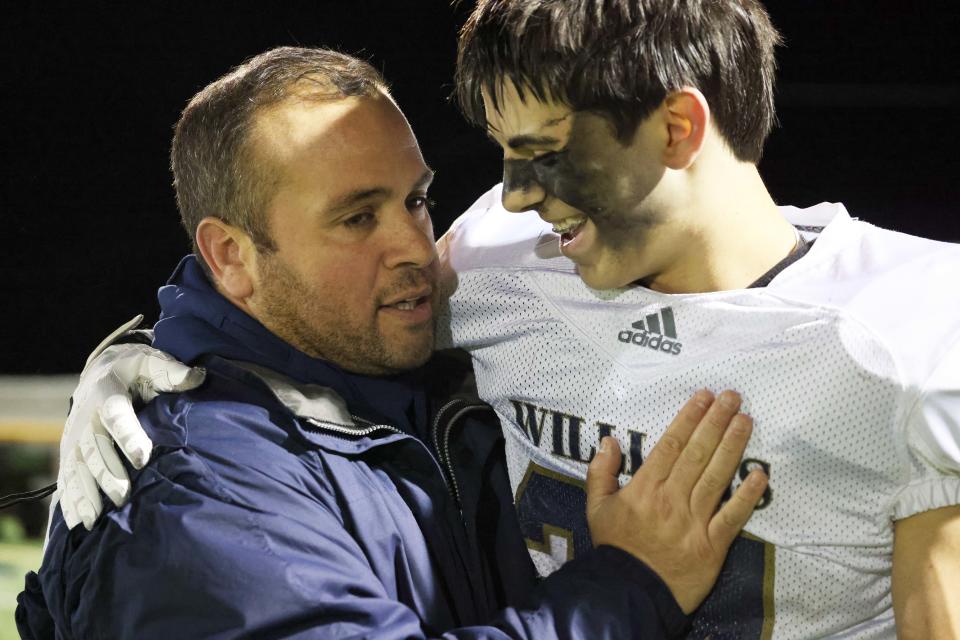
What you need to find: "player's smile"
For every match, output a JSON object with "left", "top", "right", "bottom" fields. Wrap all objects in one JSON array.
[{"left": 550, "top": 214, "right": 587, "bottom": 249}]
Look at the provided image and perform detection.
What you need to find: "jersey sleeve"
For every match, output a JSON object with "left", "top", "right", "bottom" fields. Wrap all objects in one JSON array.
[
  {"left": 435, "top": 185, "right": 503, "bottom": 350},
  {"left": 435, "top": 184, "right": 563, "bottom": 352},
  {"left": 892, "top": 335, "right": 960, "bottom": 520}
]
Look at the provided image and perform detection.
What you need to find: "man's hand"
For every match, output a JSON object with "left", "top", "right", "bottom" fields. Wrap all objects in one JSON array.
[
  {"left": 585, "top": 389, "right": 767, "bottom": 614},
  {"left": 57, "top": 340, "right": 204, "bottom": 530}
]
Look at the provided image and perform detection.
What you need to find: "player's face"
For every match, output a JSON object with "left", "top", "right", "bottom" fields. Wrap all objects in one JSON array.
[
  {"left": 248, "top": 92, "right": 438, "bottom": 375},
  {"left": 484, "top": 82, "right": 669, "bottom": 290}
]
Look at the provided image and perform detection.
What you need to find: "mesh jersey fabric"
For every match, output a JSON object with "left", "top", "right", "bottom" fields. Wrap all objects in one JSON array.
[{"left": 435, "top": 184, "right": 960, "bottom": 640}]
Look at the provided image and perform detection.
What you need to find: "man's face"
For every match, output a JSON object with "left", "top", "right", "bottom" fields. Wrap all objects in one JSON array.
[
  {"left": 484, "top": 82, "right": 669, "bottom": 289},
  {"left": 248, "top": 92, "right": 437, "bottom": 376}
]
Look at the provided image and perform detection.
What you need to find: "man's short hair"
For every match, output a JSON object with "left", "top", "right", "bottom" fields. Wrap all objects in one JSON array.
[
  {"left": 455, "top": 0, "right": 782, "bottom": 163},
  {"left": 171, "top": 47, "right": 387, "bottom": 265}
]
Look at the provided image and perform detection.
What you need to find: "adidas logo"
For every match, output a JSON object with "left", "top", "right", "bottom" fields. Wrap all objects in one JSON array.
[{"left": 618, "top": 307, "right": 683, "bottom": 355}]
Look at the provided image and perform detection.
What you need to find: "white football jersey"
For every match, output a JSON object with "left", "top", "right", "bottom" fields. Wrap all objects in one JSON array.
[{"left": 436, "top": 185, "right": 960, "bottom": 640}]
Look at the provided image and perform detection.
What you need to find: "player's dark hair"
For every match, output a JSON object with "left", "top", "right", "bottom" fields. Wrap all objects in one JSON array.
[
  {"left": 456, "top": 0, "right": 782, "bottom": 162},
  {"left": 171, "top": 47, "right": 387, "bottom": 270}
]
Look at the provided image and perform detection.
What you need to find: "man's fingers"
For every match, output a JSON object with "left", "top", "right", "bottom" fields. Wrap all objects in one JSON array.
[
  {"left": 707, "top": 469, "right": 768, "bottom": 549},
  {"left": 689, "top": 413, "right": 753, "bottom": 518},
  {"left": 586, "top": 436, "right": 623, "bottom": 515},
  {"left": 100, "top": 394, "right": 153, "bottom": 468},
  {"left": 666, "top": 390, "right": 741, "bottom": 495},
  {"left": 640, "top": 390, "right": 715, "bottom": 483}
]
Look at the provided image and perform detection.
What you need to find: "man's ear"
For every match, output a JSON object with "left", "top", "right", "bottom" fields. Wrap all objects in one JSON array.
[
  {"left": 195, "top": 217, "right": 257, "bottom": 301},
  {"left": 662, "top": 87, "right": 710, "bottom": 170}
]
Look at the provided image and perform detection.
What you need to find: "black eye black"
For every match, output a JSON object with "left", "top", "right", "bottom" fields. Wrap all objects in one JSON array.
[{"left": 534, "top": 151, "right": 562, "bottom": 168}]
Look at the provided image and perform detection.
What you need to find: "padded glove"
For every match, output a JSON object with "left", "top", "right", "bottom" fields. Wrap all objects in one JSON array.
[{"left": 56, "top": 315, "right": 205, "bottom": 530}]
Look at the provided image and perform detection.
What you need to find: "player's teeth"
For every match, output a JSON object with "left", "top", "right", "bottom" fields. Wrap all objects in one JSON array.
[
  {"left": 552, "top": 216, "right": 586, "bottom": 234},
  {"left": 395, "top": 300, "right": 416, "bottom": 310}
]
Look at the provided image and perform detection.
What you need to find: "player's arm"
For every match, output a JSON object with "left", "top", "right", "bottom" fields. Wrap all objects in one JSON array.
[
  {"left": 54, "top": 317, "right": 204, "bottom": 530},
  {"left": 892, "top": 338, "right": 960, "bottom": 638},
  {"left": 891, "top": 505, "right": 960, "bottom": 638}
]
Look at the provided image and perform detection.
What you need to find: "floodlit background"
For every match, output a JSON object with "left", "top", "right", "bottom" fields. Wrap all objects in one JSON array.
[
  {"left": 0, "top": 378, "right": 71, "bottom": 639},
  {"left": 2, "top": 0, "right": 958, "bottom": 636}
]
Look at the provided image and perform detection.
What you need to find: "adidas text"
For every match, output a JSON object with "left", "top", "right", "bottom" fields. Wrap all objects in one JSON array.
[{"left": 618, "top": 329, "right": 683, "bottom": 355}]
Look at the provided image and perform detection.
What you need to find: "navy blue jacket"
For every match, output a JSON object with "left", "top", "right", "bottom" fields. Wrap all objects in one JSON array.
[{"left": 18, "top": 255, "right": 689, "bottom": 639}]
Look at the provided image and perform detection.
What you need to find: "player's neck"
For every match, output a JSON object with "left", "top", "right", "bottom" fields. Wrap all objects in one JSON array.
[{"left": 643, "top": 164, "right": 798, "bottom": 294}]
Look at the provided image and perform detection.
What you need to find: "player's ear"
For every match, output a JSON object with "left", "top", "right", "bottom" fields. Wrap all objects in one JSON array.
[
  {"left": 195, "top": 217, "right": 257, "bottom": 300},
  {"left": 662, "top": 87, "right": 710, "bottom": 170}
]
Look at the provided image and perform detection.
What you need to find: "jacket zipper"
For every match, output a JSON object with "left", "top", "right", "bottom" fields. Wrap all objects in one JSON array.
[
  {"left": 302, "top": 412, "right": 459, "bottom": 505},
  {"left": 431, "top": 399, "right": 499, "bottom": 617},
  {"left": 307, "top": 398, "right": 492, "bottom": 615},
  {"left": 303, "top": 403, "right": 492, "bottom": 516},
  {"left": 303, "top": 415, "right": 402, "bottom": 438},
  {"left": 431, "top": 399, "right": 494, "bottom": 512}
]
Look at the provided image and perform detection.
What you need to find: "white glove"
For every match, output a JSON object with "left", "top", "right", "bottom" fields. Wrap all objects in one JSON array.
[{"left": 56, "top": 316, "right": 205, "bottom": 530}]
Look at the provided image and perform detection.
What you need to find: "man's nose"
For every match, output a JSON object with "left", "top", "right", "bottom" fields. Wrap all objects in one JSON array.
[
  {"left": 384, "top": 208, "right": 436, "bottom": 270},
  {"left": 501, "top": 159, "right": 546, "bottom": 213}
]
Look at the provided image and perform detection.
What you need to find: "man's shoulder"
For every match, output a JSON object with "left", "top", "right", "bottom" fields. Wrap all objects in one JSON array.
[
  {"left": 127, "top": 360, "right": 370, "bottom": 524},
  {"left": 32, "top": 365, "right": 321, "bottom": 638},
  {"left": 138, "top": 359, "right": 293, "bottom": 451}
]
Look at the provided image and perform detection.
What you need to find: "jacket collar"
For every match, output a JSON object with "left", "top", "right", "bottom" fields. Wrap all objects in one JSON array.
[
  {"left": 205, "top": 357, "right": 415, "bottom": 455},
  {"left": 232, "top": 360, "right": 357, "bottom": 426},
  {"left": 153, "top": 255, "right": 429, "bottom": 438}
]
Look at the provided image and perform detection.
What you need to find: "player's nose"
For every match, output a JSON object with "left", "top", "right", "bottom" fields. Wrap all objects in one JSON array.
[{"left": 501, "top": 159, "right": 546, "bottom": 213}]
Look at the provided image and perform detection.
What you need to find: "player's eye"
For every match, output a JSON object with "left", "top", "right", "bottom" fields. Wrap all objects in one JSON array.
[
  {"left": 533, "top": 150, "right": 564, "bottom": 168},
  {"left": 407, "top": 195, "right": 436, "bottom": 213}
]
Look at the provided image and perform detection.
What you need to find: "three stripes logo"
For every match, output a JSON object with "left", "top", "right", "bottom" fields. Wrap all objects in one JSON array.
[{"left": 618, "top": 307, "right": 683, "bottom": 355}]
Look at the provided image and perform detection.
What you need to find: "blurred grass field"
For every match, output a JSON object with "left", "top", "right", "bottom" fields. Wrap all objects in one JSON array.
[
  {"left": 0, "top": 540, "right": 42, "bottom": 640},
  {"left": 0, "top": 375, "right": 70, "bottom": 638}
]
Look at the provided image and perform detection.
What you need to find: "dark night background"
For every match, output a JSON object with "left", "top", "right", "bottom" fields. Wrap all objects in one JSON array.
[{"left": 2, "top": 1, "right": 958, "bottom": 374}]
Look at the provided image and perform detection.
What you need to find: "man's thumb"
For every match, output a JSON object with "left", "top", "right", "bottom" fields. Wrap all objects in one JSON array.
[{"left": 586, "top": 436, "right": 623, "bottom": 511}]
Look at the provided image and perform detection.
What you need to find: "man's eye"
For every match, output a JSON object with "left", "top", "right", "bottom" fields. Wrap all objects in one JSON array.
[{"left": 343, "top": 212, "right": 374, "bottom": 228}]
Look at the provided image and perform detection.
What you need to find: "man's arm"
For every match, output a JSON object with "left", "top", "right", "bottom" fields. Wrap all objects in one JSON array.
[
  {"left": 38, "top": 340, "right": 766, "bottom": 638},
  {"left": 586, "top": 389, "right": 765, "bottom": 614},
  {"left": 892, "top": 505, "right": 960, "bottom": 638},
  {"left": 26, "top": 389, "right": 763, "bottom": 640}
]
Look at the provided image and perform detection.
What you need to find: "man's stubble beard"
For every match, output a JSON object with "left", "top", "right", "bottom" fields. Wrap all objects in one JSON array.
[{"left": 254, "top": 254, "right": 433, "bottom": 376}]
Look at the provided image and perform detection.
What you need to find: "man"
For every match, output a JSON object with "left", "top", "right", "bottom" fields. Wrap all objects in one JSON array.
[
  {"left": 50, "top": 0, "right": 960, "bottom": 637},
  {"left": 17, "top": 47, "right": 766, "bottom": 638}
]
